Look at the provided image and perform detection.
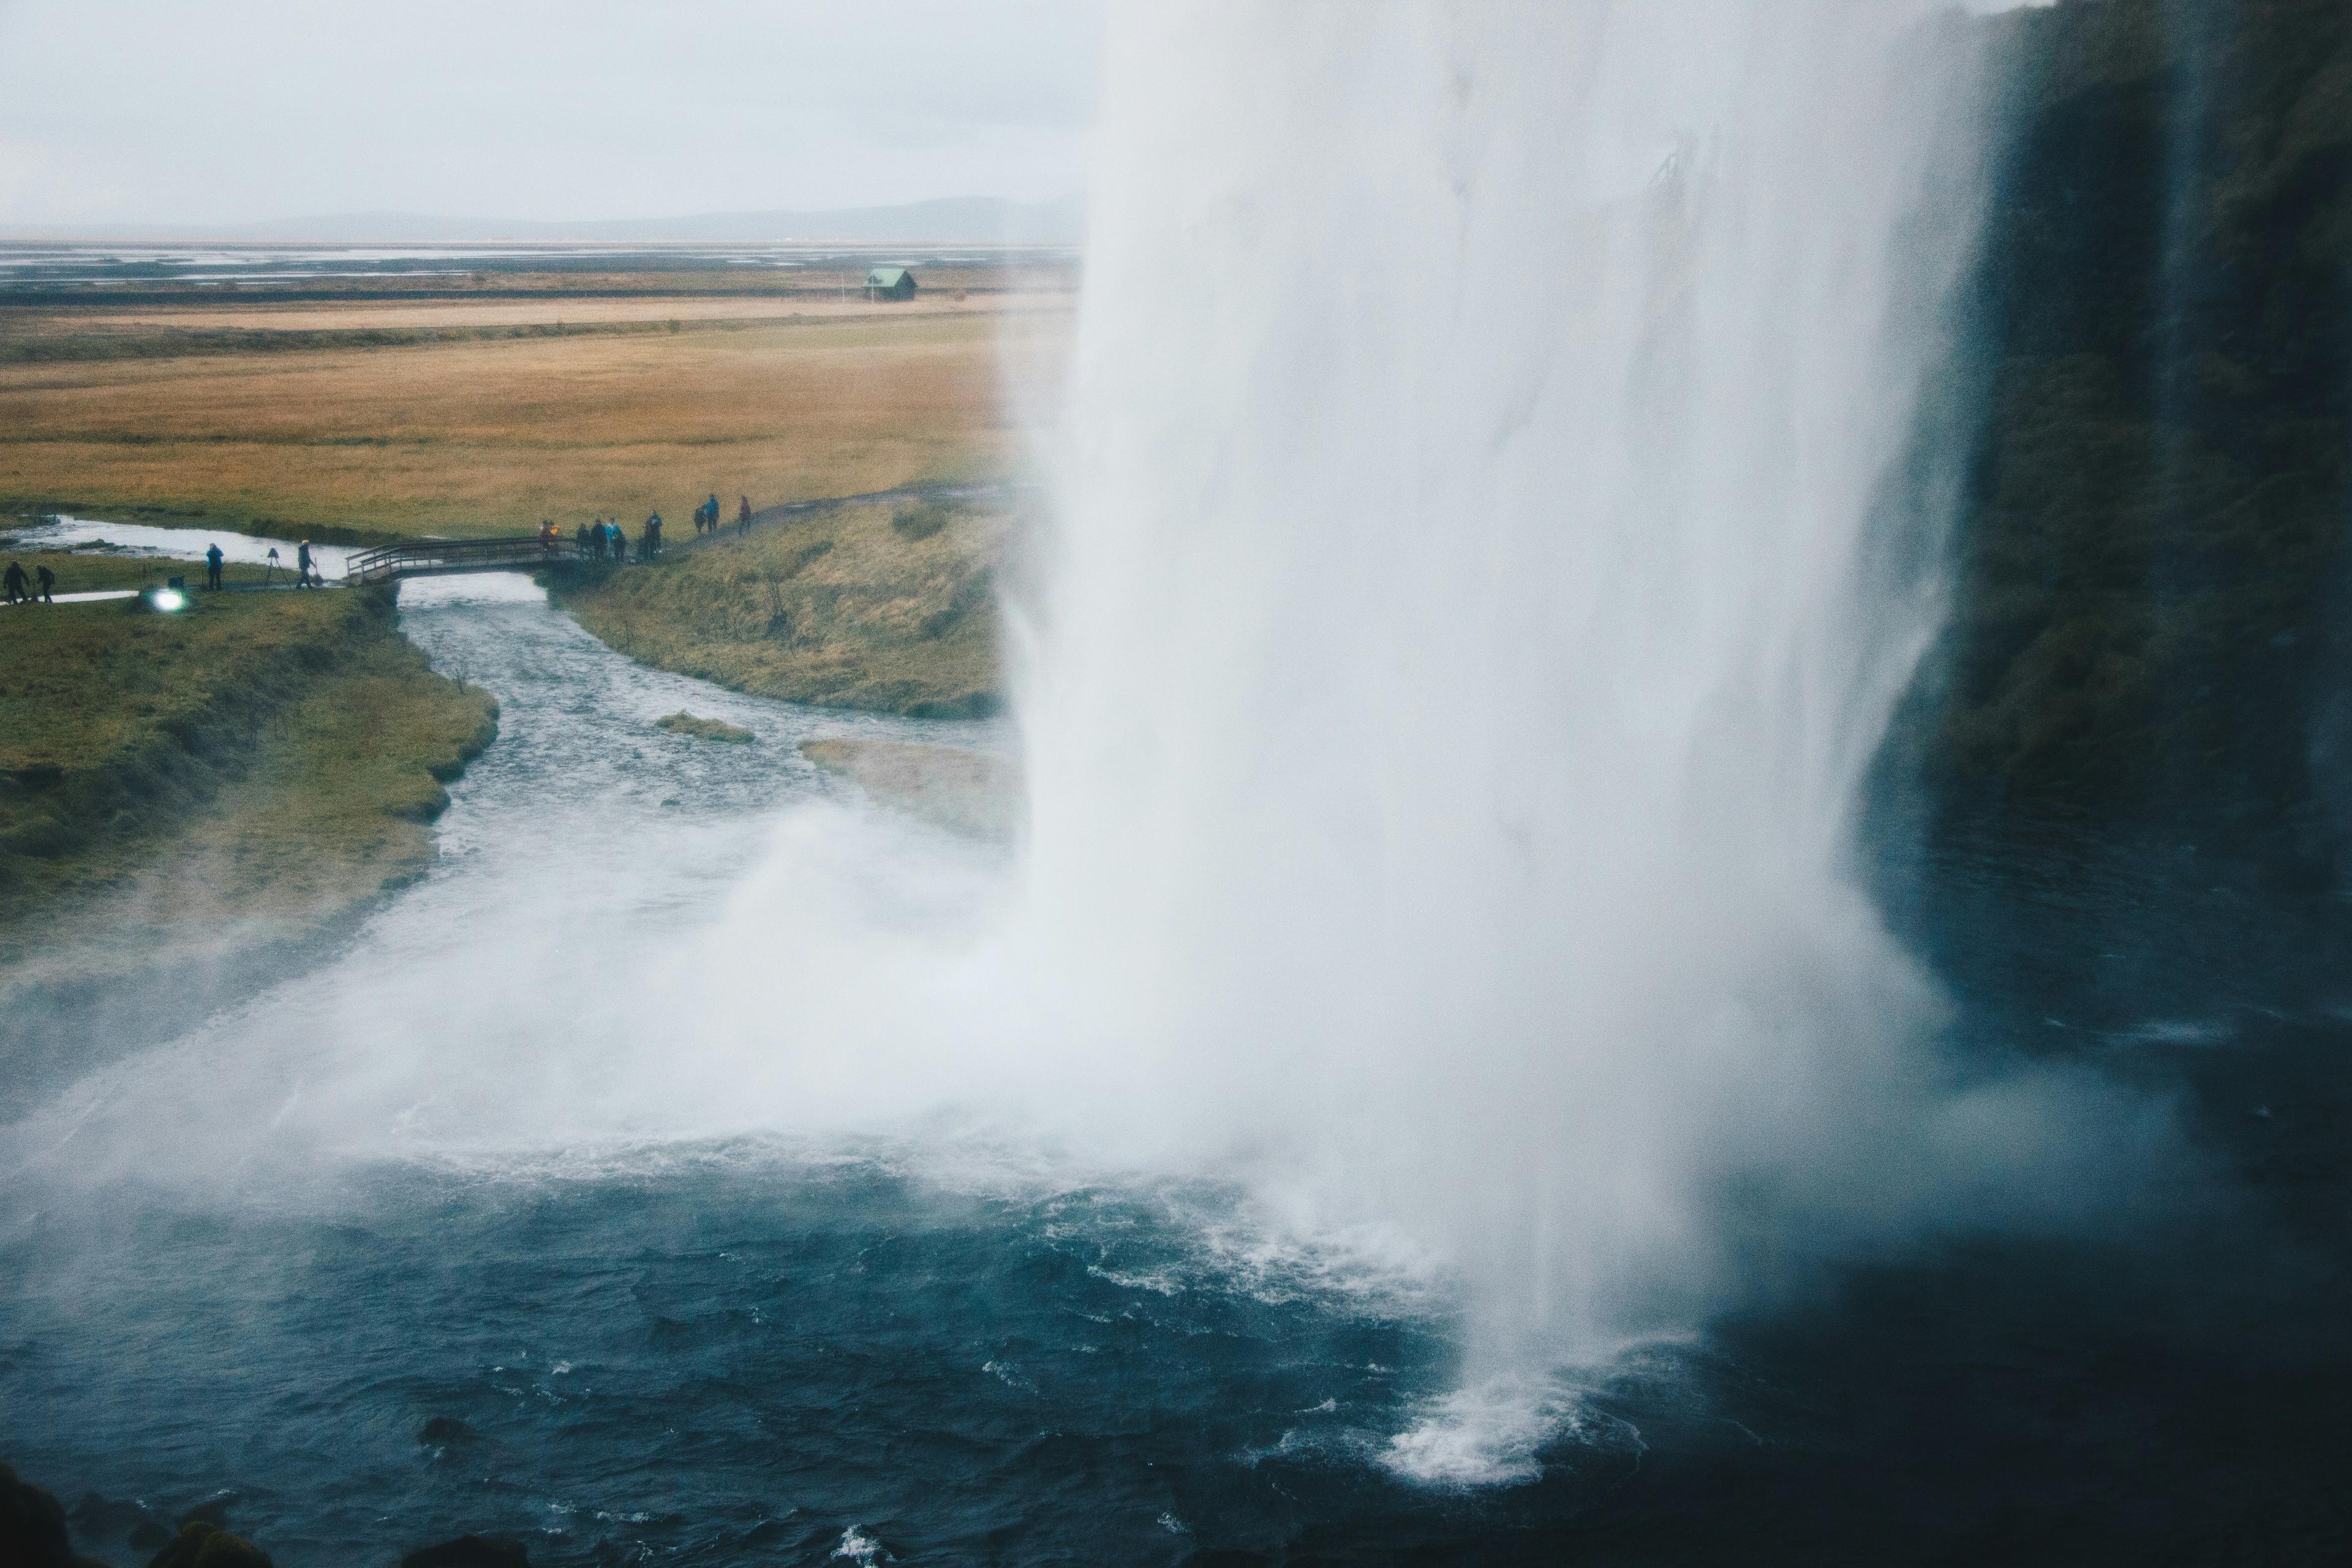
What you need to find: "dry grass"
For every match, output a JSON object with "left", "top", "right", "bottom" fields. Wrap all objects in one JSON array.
[
  {"left": 0, "top": 304, "right": 1066, "bottom": 543},
  {"left": 657, "top": 710, "right": 756, "bottom": 744},
  {"left": 553, "top": 497, "right": 1011, "bottom": 717}
]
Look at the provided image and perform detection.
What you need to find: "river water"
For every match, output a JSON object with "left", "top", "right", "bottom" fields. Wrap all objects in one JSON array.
[
  {"left": 3, "top": 532, "right": 2348, "bottom": 1563},
  {"left": 0, "top": 561, "right": 1513, "bottom": 1564}
]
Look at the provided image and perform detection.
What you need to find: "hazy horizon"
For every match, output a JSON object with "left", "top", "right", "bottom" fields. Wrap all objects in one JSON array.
[
  {"left": 0, "top": 193, "right": 1088, "bottom": 244},
  {"left": 0, "top": 0, "right": 1102, "bottom": 229}
]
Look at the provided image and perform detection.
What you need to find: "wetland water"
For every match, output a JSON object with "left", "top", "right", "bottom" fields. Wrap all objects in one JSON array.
[{"left": 11, "top": 514, "right": 358, "bottom": 578}]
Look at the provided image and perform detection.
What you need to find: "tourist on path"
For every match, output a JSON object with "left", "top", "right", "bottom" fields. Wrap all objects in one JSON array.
[
  {"left": 738, "top": 495, "right": 752, "bottom": 537},
  {"left": 707, "top": 494, "right": 722, "bottom": 537},
  {"left": 2, "top": 560, "right": 26, "bottom": 604},
  {"left": 205, "top": 543, "right": 224, "bottom": 590},
  {"left": 34, "top": 565, "right": 55, "bottom": 603},
  {"left": 646, "top": 512, "right": 663, "bottom": 557},
  {"left": 296, "top": 541, "right": 317, "bottom": 588}
]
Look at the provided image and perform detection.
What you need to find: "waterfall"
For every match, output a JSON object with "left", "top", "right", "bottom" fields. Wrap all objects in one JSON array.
[
  {"left": 0, "top": 1, "right": 2103, "bottom": 1488},
  {"left": 1009, "top": 1, "right": 2008, "bottom": 1364}
]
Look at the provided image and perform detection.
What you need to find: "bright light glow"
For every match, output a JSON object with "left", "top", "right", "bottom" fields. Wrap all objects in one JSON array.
[{"left": 149, "top": 589, "right": 186, "bottom": 611}]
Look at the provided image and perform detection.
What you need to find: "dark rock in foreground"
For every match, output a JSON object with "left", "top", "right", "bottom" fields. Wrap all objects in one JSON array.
[{"left": 1, "top": 1460, "right": 101, "bottom": 1567}]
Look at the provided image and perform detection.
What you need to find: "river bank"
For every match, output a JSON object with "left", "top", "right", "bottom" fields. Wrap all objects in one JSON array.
[
  {"left": 546, "top": 494, "right": 1012, "bottom": 718},
  {"left": 0, "top": 546, "right": 496, "bottom": 1088}
]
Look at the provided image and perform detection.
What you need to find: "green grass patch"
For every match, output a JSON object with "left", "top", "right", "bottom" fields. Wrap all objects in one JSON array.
[{"left": 0, "top": 560, "right": 497, "bottom": 1044}]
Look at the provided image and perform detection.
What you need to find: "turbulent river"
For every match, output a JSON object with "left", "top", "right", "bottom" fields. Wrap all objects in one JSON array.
[
  {"left": 0, "top": 568, "right": 1575, "bottom": 1563},
  {"left": 4, "top": 558, "right": 2347, "bottom": 1566}
]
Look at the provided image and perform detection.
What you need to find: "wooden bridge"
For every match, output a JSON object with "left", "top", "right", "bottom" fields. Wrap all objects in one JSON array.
[
  {"left": 341, "top": 482, "right": 1033, "bottom": 586},
  {"left": 343, "top": 537, "right": 586, "bottom": 585}
]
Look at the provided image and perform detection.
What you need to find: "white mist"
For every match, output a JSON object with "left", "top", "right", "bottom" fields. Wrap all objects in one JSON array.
[
  {"left": 5, "top": 1, "right": 2144, "bottom": 1496},
  {"left": 1010, "top": 1, "right": 2007, "bottom": 1367}
]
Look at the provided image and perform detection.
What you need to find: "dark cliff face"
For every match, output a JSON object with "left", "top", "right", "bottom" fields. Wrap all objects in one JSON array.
[{"left": 1919, "top": 0, "right": 2351, "bottom": 880}]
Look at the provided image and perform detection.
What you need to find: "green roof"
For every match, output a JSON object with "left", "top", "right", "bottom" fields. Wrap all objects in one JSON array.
[{"left": 864, "top": 266, "right": 915, "bottom": 288}]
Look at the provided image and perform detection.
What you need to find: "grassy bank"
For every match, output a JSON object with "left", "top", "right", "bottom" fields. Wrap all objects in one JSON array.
[
  {"left": 550, "top": 496, "right": 1011, "bottom": 717},
  {"left": 0, "top": 298, "right": 1065, "bottom": 545},
  {"left": 0, "top": 557, "right": 497, "bottom": 1078}
]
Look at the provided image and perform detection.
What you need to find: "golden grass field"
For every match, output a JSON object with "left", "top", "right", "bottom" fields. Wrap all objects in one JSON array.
[{"left": 0, "top": 288, "right": 1069, "bottom": 543}]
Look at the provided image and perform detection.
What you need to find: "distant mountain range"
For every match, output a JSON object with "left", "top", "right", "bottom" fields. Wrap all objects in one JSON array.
[{"left": 0, "top": 195, "right": 1085, "bottom": 246}]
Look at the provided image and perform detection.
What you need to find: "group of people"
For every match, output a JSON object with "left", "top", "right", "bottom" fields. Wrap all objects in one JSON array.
[
  {"left": 6, "top": 539, "right": 334, "bottom": 605},
  {"left": 2, "top": 560, "right": 56, "bottom": 604},
  {"left": 533, "top": 491, "right": 755, "bottom": 564},
  {"left": 692, "top": 493, "right": 753, "bottom": 538},
  {"left": 554, "top": 518, "right": 635, "bottom": 562}
]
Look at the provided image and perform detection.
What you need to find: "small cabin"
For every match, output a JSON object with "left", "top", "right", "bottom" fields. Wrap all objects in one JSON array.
[{"left": 864, "top": 266, "right": 918, "bottom": 302}]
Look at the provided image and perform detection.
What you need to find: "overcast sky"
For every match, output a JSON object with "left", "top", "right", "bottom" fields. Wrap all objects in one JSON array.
[{"left": 0, "top": 0, "right": 1103, "bottom": 226}]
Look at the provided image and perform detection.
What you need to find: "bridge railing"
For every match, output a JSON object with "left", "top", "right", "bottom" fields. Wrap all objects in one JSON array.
[{"left": 344, "top": 537, "right": 570, "bottom": 584}]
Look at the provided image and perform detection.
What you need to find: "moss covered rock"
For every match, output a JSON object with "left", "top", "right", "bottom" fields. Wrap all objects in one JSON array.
[{"left": 1916, "top": 0, "right": 2352, "bottom": 875}]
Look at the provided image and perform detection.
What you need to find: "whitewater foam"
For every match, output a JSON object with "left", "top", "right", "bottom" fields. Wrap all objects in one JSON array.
[{"left": 1380, "top": 1376, "right": 1646, "bottom": 1490}]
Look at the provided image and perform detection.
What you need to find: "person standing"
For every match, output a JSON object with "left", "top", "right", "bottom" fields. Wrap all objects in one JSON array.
[
  {"left": 296, "top": 541, "right": 316, "bottom": 588},
  {"left": 737, "top": 494, "right": 751, "bottom": 537},
  {"left": 205, "top": 542, "right": 225, "bottom": 590},
  {"left": 646, "top": 511, "right": 663, "bottom": 557}
]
